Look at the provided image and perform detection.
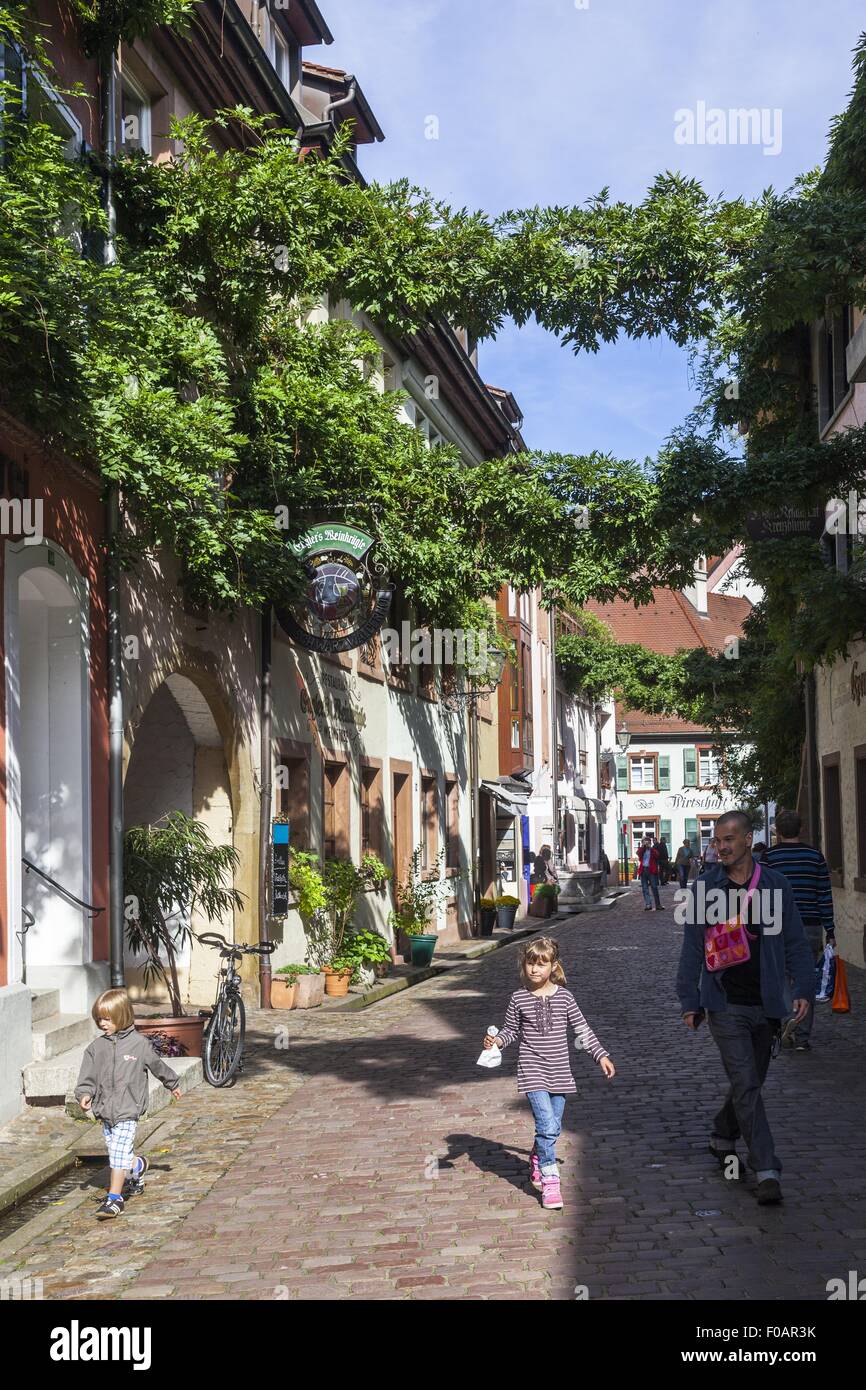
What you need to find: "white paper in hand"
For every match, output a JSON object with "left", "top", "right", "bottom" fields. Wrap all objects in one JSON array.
[{"left": 476, "top": 1025, "right": 502, "bottom": 1068}]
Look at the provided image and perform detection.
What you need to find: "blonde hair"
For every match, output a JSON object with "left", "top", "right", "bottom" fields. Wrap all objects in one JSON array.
[
  {"left": 521, "top": 936, "right": 567, "bottom": 986},
  {"left": 91, "top": 988, "right": 134, "bottom": 1030}
]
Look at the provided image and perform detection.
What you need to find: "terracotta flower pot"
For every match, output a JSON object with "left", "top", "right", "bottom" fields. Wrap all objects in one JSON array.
[
  {"left": 270, "top": 977, "right": 297, "bottom": 1009},
  {"left": 293, "top": 973, "right": 325, "bottom": 1009},
  {"left": 135, "top": 1015, "right": 205, "bottom": 1058},
  {"left": 323, "top": 967, "right": 352, "bottom": 997}
]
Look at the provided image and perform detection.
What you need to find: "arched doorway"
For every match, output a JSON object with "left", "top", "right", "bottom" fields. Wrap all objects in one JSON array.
[
  {"left": 123, "top": 673, "right": 234, "bottom": 1008},
  {"left": 4, "top": 541, "right": 93, "bottom": 1007}
]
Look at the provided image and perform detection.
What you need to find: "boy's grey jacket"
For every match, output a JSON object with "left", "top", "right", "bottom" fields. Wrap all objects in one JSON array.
[
  {"left": 676, "top": 861, "right": 817, "bottom": 1018},
  {"left": 75, "top": 1025, "right": 179, "bottom": 1126}
]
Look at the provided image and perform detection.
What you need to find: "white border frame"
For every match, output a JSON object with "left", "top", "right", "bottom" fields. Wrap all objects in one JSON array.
[{"left": 4, "top": 539, "right": 93, "bottom": 984}]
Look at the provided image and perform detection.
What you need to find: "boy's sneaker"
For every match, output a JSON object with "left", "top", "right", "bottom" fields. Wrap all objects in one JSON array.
[
  {"left": 124, "top": 1177, "right": 146, "bottom": 1198},
  {"left": 132, "top": 1155, "right": 149, "bottom": 1179},
  {"left": 541, "top": 1172, "right": 563, "bottom": 1210},
  {"left": 95, "top": 1196, "right": 124, "bottom": 1220},
  {"left": 529, "top": 1150, "right": 542, "bottom": 1190}
]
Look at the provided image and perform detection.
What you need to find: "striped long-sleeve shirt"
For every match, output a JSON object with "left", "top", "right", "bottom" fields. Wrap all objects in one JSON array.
[
  {"left": 763, "top": 843, "right": 835, "bottom": 936},
  {"left": 496, "top": 987, "right": 608, "bottom": 1094}
]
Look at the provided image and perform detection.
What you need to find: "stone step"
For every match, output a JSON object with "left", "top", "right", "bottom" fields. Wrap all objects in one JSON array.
[
  {"left": 30, "top": 1012, "right": 97, "bottom": 1061},
  {"left": 29, "top": 988, "right": 61, "bottom": 1023},
  {"left": 23, "top": 1043, "right": 202, "bottom": 1109}
]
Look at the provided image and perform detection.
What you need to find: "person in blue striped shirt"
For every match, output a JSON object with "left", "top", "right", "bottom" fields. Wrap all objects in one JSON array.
[{"left": 764, "top": 809, "right": 836, "bottom": 1052}]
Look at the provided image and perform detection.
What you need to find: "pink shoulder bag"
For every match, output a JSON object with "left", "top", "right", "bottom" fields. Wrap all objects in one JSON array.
[{"left": 704, "top": 862, "right": 761, "bottom": 972}]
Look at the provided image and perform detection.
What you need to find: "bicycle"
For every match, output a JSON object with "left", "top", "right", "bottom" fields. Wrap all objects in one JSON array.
[{"left": 197, "top": 932, "right": 276, "bottom": 1087}]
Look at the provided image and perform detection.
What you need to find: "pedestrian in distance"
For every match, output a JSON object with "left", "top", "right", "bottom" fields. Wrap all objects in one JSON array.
[
  {"left": 763, "top": 808, "right": 836, "bottom": 1053},
  {"left": 676, "top": 810, "right": 815, "bottom": 1206},
  {"left": 701, "top": 835, "right": 720, "bottom": 870},
  {"left": 752, "top": 841, "right": 767, "bottom": 862},
  {"left": 533, "top": 843, "right": 558, "bottom": 888},
  {"left": 654, "top": 835, "right": 671, "bottom": 884},
  {"left": 635, "top": 835, "right": 664, "bottom": 910},
  {"left": 75, "top": 988, "right": 182, "bottom": 1220},
  {"left": 482, "top": 936, "right": 615, "bottom": 1210},
  {"left": 674, "top": 838, "right": 694, "bottom": 889}
]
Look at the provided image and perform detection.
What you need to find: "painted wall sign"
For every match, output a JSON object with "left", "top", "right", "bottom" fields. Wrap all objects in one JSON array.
[
  {"left": 271, "top": 820, "right": 290, "bottom": 918},
  {"left": 277, "top": 522, "right": 393, "bottom": 653},
  {"left": 851, "top": 660, "right": 866, "bottom": 707},
  {"left": 743, "top": 505, "right": 825, "bottom": 541}
]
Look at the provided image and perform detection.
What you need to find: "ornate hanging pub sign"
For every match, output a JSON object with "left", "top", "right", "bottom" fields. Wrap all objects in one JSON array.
[{"left": 275, "top": 523, "right": 393, "bottom": 654}]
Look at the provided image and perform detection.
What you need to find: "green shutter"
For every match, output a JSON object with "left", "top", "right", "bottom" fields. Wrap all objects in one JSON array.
[
  {"left": 660, "top": 819, "right": 672, "bottom": 845},
  {"left": 685, "top": 818, "right": 700, "bottom": 855},
  {"left": 658, "top": 755, "right": 670, "bottom": 790},
  {"left": 615, "top": 754, "right": 627, "bottom": 790},
  {"left": 683, "top": 747, "right": 697, "bottom": 787}
]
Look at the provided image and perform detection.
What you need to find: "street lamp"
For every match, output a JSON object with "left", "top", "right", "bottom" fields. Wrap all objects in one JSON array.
[
  {"left": 616, "top": 722, "right": 631, "bottom": 885},
  {"left": 443, "top": 645, "right": 507, "bottom": 934}
]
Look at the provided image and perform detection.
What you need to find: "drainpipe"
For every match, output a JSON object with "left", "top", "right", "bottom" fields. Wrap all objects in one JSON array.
[
  {"left": 323, "top": 75, "right": 357, "bottom": 126},
  {"left": 549, "top": 608, "right": 559, "bottom": 870},
  {"left": 469, "top": 699, "right": 480, "bottom": 932},
  {"left": 258, "top": 606, "right": 273, "bottom": 1006},
  {"left": 804, "top": 671, "right": 821, "bottom": 849},
  {"left": 101, "top": 48, "right": 124, "bottom": 987}
]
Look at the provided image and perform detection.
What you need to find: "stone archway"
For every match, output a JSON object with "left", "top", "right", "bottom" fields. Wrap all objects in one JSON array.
[{"left": 123, "top": 672, "right": 235, "bottom": 1009}]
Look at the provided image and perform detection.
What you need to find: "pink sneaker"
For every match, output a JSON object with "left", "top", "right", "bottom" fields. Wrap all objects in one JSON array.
[
  {"left": 541, "top": 1172, "right": 563, "bottom": 1209},
  {"left": 529, "top": 1150, "right": 542, "bottom": 1190}
]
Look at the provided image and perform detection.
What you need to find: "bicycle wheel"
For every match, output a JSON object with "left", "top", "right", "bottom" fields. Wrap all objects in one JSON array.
[{"left": 202, "top": 993, "right": 245, "bottom": 1087}]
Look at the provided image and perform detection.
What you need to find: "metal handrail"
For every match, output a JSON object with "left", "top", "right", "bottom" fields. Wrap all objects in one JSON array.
[{"left": 22, "top": 857, "right": 105, "bottom": 916}]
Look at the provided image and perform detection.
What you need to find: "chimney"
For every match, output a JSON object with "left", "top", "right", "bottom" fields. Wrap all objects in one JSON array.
[{"left": 684, "top": 556, "right": 708, "bottom": 615}]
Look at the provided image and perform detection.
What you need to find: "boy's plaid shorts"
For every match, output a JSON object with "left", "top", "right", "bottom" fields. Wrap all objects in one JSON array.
[{"left": 102, "top": 1120, "right": 137, "bottom": 1170}]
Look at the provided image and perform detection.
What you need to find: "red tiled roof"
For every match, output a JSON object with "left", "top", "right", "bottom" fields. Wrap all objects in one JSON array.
[{"left": 587, "top": 581, "right": 751, "bottom": 737}]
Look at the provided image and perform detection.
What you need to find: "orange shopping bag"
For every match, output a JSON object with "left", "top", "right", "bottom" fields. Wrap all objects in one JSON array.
[{"left": 832, "top": 954, "right": 851, "bottom": 1013}]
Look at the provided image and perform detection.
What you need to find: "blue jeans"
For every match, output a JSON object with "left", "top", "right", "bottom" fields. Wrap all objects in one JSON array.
[
  {"left": 640, "top": 871, "right": 661, "bottom": 908},
  {"left": 527, "top": 1091, "right": 566, "bottom": 1171},
  {"left": 677, "top": 864, "right": 690, "bottom": 889}
]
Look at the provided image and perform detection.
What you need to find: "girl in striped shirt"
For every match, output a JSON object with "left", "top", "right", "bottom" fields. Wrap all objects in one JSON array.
[{"left": 483, "top": 936, "right": 615, "bottom": 1210}]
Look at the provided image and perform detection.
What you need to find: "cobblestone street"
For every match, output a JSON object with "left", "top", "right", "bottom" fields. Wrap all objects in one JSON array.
[{"left": 2, "top": 888, "right": 865, "bottom": 1301}]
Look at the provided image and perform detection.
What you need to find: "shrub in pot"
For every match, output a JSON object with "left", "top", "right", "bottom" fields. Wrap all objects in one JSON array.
[
  {"left": 479, "top": 897, "right": 497, "bottom": 937},
  {"left": 345, "top": 928, "right": 392, "bottom": 987},
  {"left": 495, "top": 894, "right": 521, "bottom": 931},
  {"left": 124, "top": 812, "right": 244, "bottom": 1054},
  {"left": 530, "top": 883, "right": 560, "bottom": 919},
  {"left": 290, "top": 850, "right": 391, "bottom": 989},
  {"left": 390, "top": 847, "right": 450, "bottom": 967}
]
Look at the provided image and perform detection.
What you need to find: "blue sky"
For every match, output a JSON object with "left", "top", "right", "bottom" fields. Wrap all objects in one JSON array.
[{"left": 315, "top": 0, "right": 865, "bottom": 460}]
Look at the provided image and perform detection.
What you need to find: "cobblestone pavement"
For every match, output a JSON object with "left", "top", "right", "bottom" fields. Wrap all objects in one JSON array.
[{"left": 3, "top": 886, "right": 865, "bottom": 1300}]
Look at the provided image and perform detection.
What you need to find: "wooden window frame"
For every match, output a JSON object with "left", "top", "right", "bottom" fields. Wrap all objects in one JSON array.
[
  {"left": 696, "top": 743, "right": 723, "bottom": 789},
  {"left": 322, "top": 754, "right": 351, "bottom": 861},
  {"left": 629, "top": 816, "right": 659, "bottom": 858},
  {"left": 360, "top": 758, "right": 384, "bottom": 863},
  {"left": 420, "top": 771, "right": 439, "bottom": 876},
  {"left": 628, "top": 752, "right": 658, "bottom": 794},
  {"left": 444, "top": 774, "right": 460, "bottom": 875},
  {"left": 855, "top": 743, "right": 866, "bottom": 891},
  {"left": 822, "top": 751, "right": 844, "bottom": 887},
  {"left": 276, "top": 739, "right": 311, "bottom": 853}
]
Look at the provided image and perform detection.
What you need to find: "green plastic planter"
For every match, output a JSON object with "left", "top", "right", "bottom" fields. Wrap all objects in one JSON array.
[{"left": 409, "top": 933, "right": 438, "bottom": 967}]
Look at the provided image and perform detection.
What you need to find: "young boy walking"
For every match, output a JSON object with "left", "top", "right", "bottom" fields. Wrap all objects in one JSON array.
[{"left": 75, "top": 988, "right": 181, "bottom": 1219}]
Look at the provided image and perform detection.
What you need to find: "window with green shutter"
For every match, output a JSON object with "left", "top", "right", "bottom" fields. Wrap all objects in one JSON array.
[
  {"left": 685, "top": 817, "right": 700, "bottom": 855},
  {"left": 660, "top": 819, "right": 672, "bottom": 845},
  {"left": 683, "top": 747, "right": 697, "bottom": 787},
  {"left": 615, "top": 754, "right": 627, "bottom": 789},
  {"left": 658, "top": 755, "right": 670, "bottom": 790}
]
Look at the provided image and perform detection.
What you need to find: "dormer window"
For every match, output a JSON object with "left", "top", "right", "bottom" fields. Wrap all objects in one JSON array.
[{"left": 257, "top": 3, "right": 300, "bottom": 95}]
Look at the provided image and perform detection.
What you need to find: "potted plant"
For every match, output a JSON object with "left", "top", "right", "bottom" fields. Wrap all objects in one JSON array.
[
  {"left": 124, "top": 812, "right": 244, "bottom": 1056},
  {"left": 271, "top": 964, "right": 304, "bottom": 1009},
  {"left": 495, "top": 894, "right": 521, "bottom": 931},
  {"left": 345, "top": 928, "right": 392, "bottom": 986},
  {"left": 293, "top": 964, "right": 326, "bottom": 1010},
  {"left": 479, "top": 897, "right": 497, "bottom": 937},
  {"left": 530, "top": 882, "right": 560, "bottom": 919},
  {"left": 290, "top": 850, "right": 390, "bottom": 995},
  {"left": 390, "top": 847, "right": 449, "bottom": 968}
]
